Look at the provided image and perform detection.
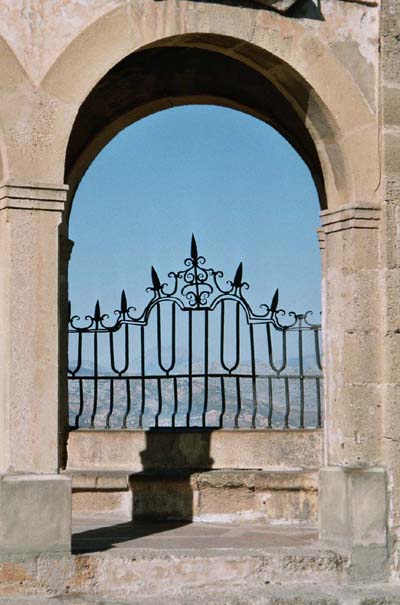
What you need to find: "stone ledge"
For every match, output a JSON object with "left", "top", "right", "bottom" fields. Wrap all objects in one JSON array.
[
  {"left": 65, "top": 468, "right": 318, "bottom": 491},
  {"left": 66, "top": 468, "right": 319, "bottom": 524},
  {"left": 320, "top": 205, "right": 380, "bottom": 233},
  {"left": 63, "top": 469, "right": 130, "bottom": 490},
  {"left": 0, "top": 182, "right": 68, "bottom": 211}
]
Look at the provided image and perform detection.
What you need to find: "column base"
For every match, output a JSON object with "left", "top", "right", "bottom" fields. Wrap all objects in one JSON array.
[
  {"left": 319, "top": 466, "right": 389, "bottom": 582},
  {"left": 0, "top": 474, "right": 71, "bottom": 557}
]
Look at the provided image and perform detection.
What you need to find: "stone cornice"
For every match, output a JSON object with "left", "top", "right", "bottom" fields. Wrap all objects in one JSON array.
[
  {"left": 320, "top": 205, "right": 381, "bottom": 234},
  {"left": 0, "top": 183, "right": 68, "bottom": 212}
]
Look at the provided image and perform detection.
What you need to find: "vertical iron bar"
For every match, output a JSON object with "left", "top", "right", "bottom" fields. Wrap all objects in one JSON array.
[
  {"left": 109, "top": 332, "right": 115, "bottom": 373},
  {"left": 284, "top": 377, "right": 290, "bottom": 429},
  {"left": 267, "top": 377, "right": 273, "bottom": 428},
  {"left": 106, "top": 379, "right": 114, "bottom": 429},
  {"left": 219, "top": 376, "right": 226, "bottom": 428},
  {"left": 139, "top": 326, "right": 145, "bottom": 429},
  {"left": 170, "top": 303, "right": 176, "bottom": 374},
  {"left": 202, "top": 310, "right": 209, "bottom": 427},
  {"left": 122, "top": 378, "right": 131, "bottom": 429},
  {"left": 172, "top": 377, "right": 178, "bottom": 428},
  {"left": 220, "top": 302, "right": 241, "bottom": 374},
  {"left": 250, "top": 324, "right": 257, "bottom": 429},
  {"left": 90, "top": 332, "right": 98, "bottom": 428},
  {"left": 220, "top": 301, "right": 225, "bottom": 371},
  {"left": 186, "top": 310, "right": 193, "bottom": 428},
  {"left": 314, "top": 328, "right": 322, "bottom": 371},
  {"left": 71, "top": 331, "right": 83, "bottom": 376},
  {"left": 157, "top": 304, "right": 162, "bottom": 372},
  {"left": 156, "top": 303, "right": 177, "bottom": 376},
  {"left": 235, "top": 302, "right": 241, "bottom": 372},
  {"left": 74, "top": 378, "right": 84, "bottom": 429},
  {"left": 316, "top": 377, "right": 322, "bottom": 428},
  {"left": 124, "top": 324, "right": 130, "bottom": 374},
  {"left": 155, "top": 378, "right": 162, "bottom": 428},
  {"left": 234, "top": 376, "right": 241, "bottom": 429},
  {"left": 298, "top": 317, "right": 305, "bottom": 429},
  {"left": 266, "top": 324, "right": 287, "bottom": 374}
]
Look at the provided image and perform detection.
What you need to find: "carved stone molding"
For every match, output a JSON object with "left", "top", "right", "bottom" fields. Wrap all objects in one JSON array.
[
  {"left": 320, "top": 204, "right": 381, "bottom": 234},
  {"left": 0, "top": 183, "right": 68, "bottom": 212}
]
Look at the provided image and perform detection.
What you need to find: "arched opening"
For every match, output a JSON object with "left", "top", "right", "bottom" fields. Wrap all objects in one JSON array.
[
  {"left": 65, "top": 43, "right": 329, "bottom": 211},
  {"left": 68, "top": 104, "right": 321, "bottom": 428},
  {"left": 64, "top": 38, "right": 328, "bottom": 529}
]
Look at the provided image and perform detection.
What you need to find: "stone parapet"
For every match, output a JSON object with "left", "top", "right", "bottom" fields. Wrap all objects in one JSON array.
[{"left": 67, "top": 429, "right": 324, "bottom": 472}]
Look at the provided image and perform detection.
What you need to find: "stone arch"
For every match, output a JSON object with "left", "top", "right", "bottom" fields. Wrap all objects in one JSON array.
[
  {"left": 64, "top": 43, "right": 328, "bottom": 210},
  {"left": 0, "top": 35, "right": 33, "bottom": 185},
  {"left": 39, "top": 2, "right": 379, "bottom": 213}
]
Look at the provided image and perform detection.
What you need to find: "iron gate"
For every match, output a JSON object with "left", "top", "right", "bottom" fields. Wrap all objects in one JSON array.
[{"left": 68, "top": 237, "right": 322, "bottom": 430}]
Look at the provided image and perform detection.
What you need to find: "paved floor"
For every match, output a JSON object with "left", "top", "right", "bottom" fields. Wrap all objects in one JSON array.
[{"left": 72, "top": 516, "right": 319, "bottom": 553}]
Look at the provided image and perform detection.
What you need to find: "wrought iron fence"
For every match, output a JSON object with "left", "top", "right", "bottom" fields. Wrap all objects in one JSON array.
[{"left": 68, "top": 236, "right": 323, "bottom": 430}]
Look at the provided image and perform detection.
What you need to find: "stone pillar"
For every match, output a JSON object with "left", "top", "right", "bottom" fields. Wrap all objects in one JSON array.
[
  {"left": 0, "top": 183, "right": 71, "bottom": 556},
  {"left": 319, "top": 205, "right": 388, "bottom": 581},
  {"left": 380, "top": 0, "right": 400, "bottom": 573}
]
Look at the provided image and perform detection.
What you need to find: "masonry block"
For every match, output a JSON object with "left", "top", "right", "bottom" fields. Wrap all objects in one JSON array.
[
  {"left": 0, "top": 474, "right": 71, "bottom": 557},
  {"left": 319, "top": 467, "right": 388, "bottom": 582}
]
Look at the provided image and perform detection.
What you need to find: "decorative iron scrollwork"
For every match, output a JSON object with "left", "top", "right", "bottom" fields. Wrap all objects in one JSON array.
[{"left": 69, "top": 235, "right": 314, "bottom": 332}]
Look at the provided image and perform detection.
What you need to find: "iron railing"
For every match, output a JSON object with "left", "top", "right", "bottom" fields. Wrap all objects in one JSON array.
[{"left": 68, "top": 236, "right": 323, "bottom": 430}]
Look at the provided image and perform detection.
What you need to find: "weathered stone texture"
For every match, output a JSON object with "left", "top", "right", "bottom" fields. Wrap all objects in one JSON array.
[
  {"left": 67, "top": 428, "right": 323, "bottom": 471},
  {"left": 0, "top": 0, "right": 396, "bottom": 586},
  {"left": 0, "top": 475, "right": 71, "bottom": 557}
]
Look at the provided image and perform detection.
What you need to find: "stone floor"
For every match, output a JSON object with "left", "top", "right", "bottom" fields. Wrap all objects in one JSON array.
[
  {"left": 72, "top": 516, "right": 319, "bottom": 553},
  {"left": 1, "top": 517, "right": 400, "bottom": 604}
]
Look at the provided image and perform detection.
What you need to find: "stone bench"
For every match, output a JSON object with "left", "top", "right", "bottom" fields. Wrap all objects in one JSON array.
[{"left": 65, "top": 468, "right": 319, "bottom": 525}]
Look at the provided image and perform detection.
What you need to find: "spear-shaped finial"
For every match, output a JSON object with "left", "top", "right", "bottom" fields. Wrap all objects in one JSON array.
[
  {"left": 191, "top": 234, "right": 198, "bottom": 262},
  {"left": 120, "top": 290, "right": 128, "bottom": 315},
  {"left": 94, "top": 300, "right": 101, "bottom": 323},
  {"left": 270, "top": 289, "right": 279, "bottom": 315},
  {"left": 151, "top": 266, "right": 162, "bottom": 292},
  {"left": 233, "top": 262, "right": 243, "bottom": 290}
]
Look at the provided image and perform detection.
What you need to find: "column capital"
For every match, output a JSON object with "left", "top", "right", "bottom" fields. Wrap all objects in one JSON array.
[
  {"left": 0, "top": 182, "right": 68, "bottom": 212},
  {"left": 320, "top": 204, "right": 381, "bottom": 234}
]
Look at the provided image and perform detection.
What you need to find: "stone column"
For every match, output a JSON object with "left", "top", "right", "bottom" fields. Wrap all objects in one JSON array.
[
  {"left": 0, "top": 183, "right": 71, "bottom": 556},
  {"left": 380, "top": 0, "right": 400, "bottom": 572},
  {"left": 318, "top": 205, "right": 388, "bottom": 581}
]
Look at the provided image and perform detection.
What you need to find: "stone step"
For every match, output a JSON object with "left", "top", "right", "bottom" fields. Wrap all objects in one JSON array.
[
  {"left": 2, "top": 518, "right": 396, "bottom": 603},
  {"left": 2, "top": 582, "right": 400, "bottom": 604},
  {"left": 0, "top": 544, "right": 350, "bottom": 601}
]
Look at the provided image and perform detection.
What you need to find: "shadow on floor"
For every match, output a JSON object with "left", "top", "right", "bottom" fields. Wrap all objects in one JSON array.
[{"left": 72, "top": 520, "right": 192, "bottom": 554}]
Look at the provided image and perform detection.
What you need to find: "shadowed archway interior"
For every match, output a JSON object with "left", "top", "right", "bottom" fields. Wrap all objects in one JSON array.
[{"left": 65, "top": 44, "right": 327, "bottom": 210}]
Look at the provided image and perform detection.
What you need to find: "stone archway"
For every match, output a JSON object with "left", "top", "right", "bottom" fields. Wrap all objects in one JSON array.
[
  {"left": 64, "top": 41, "right": 328, "bottom": 210},
  {"left": 0, "top": 1, "right": 388, "bottom": 574}
]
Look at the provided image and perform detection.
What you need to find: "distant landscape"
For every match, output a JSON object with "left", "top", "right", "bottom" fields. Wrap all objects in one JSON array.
[{"left": 68, "top": 358, "right": 323, "bottom": 430}]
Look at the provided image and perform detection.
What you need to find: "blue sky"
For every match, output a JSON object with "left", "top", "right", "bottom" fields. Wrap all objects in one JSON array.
[{"left": 69, "top": 105, "right": 321, "bottom": 320}]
